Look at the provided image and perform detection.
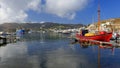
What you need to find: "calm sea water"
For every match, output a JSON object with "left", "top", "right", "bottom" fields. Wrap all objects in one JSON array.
[{"left": 0, "top": 32, "right": 120, "bottom": 68}]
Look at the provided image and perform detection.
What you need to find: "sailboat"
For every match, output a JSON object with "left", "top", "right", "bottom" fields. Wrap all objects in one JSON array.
[{"left": 76, "top": 0, "right": 112, "bottom": 42}]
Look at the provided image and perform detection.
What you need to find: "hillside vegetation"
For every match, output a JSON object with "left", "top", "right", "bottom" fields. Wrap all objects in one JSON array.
[{"left": 0, "top": 22, "right": 84, "bottom": 32}]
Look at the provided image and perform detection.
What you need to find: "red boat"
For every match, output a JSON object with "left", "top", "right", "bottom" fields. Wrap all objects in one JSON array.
[
  {"left": 76, "top": 0, "right": 113, "bottom": 42},
  {"left": 76, "top": 32, "right": 112, "bottom": 42}
]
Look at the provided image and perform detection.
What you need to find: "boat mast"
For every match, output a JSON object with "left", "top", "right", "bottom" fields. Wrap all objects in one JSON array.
[{"left": 98, "top": 0, "right": 100, "bottom": 31}]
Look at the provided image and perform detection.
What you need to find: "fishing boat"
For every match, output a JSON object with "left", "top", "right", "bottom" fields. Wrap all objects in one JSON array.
[
  {"left": 76, "top": 31, "right": 112, "bottom": 42},
  {"left": 76, "top": 0, "right": 113, "bottom": 42}
]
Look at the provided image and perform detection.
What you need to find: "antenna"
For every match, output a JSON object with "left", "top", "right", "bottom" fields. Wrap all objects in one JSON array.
[{"left": 98, "top": 0, "right": 101, "bottom": 31}]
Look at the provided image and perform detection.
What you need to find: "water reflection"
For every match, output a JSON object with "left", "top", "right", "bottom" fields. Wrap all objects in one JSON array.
[
  {"left": 77, "top": 41, "right": 120, "bottom": 68},
  {"left": 0, "top": 33, "right": 120, "bottom": 68},
  {"left": 0, "top": 42, "right": 30, "bottom": 68},
  {"left": 45, "top": 48, "right": 95, "bottom": 68},
  {"left": 18, "top": 32, "right": 68, "bottom": 42}
]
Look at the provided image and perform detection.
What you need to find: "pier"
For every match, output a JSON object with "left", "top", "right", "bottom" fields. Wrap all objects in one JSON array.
[
  {"left": 0, "top": 36, "right": 7, "bottom": 44},
  {"left": 0, "top": 35, "right": 16, "bottom": 45}
]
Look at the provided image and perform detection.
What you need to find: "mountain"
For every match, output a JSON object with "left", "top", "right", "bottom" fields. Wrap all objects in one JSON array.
[{"left": 0, "top": 22, "right": 84, "bottom": 32}]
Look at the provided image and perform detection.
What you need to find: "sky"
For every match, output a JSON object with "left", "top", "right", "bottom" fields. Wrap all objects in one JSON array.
[{"left": 0, "top": 0, "right": 120, "bottom": 25}]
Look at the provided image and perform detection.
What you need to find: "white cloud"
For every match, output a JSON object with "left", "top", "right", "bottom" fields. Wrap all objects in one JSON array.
[
  {"left": 0, "top": 0, "right": 92, "bottom": 23},
  {"left": 45, "top": 0, "right": 91, "bottom": 19},
  {"left": 0, "top": 0, "right": 41, "bottom": 23}
]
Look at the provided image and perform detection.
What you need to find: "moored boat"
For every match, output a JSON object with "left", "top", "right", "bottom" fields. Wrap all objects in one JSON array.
[
  {"left": 76, "top": 31, "right": 112, "bottom": 42},
  {"left": 76, "top": 0, "right": 113, "bottom": 42}
]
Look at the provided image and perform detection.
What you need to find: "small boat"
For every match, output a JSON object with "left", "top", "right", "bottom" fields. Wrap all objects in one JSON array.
[{"left": 62, "top": 30, "right": 71, "bottom": 34}]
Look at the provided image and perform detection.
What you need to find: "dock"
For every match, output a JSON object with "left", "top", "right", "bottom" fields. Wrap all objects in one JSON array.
[
  {"left": 0, "top": 34, "right": 16, "bottom": 45},
  {"left": 0, "top": 36, "right": 7, "bottom": 44}
]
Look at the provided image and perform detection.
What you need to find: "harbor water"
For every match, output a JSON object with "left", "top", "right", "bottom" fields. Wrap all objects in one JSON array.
[{"left": 0, "top": 32, "right": 120, "bottom": 68}]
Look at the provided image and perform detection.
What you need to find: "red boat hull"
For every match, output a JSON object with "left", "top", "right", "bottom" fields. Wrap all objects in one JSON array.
[{"left": 76, "top": 32, "right": 112, "bottom": 42}]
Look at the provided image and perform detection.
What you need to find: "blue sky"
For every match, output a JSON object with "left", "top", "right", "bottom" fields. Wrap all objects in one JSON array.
[
  {"left": 27, "top": 0, "right": 120, "bottom": 25},
  {"left": 0, "top": 0, "right": 120, "bottom": 25}
]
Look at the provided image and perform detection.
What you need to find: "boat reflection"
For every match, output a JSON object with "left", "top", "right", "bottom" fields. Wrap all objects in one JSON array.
[
  {"left": 0, "top": 43, "right": 7, "bottom": 47},
  {"left": 78, "top": 41, "right": 120, "bottom": 68}
]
